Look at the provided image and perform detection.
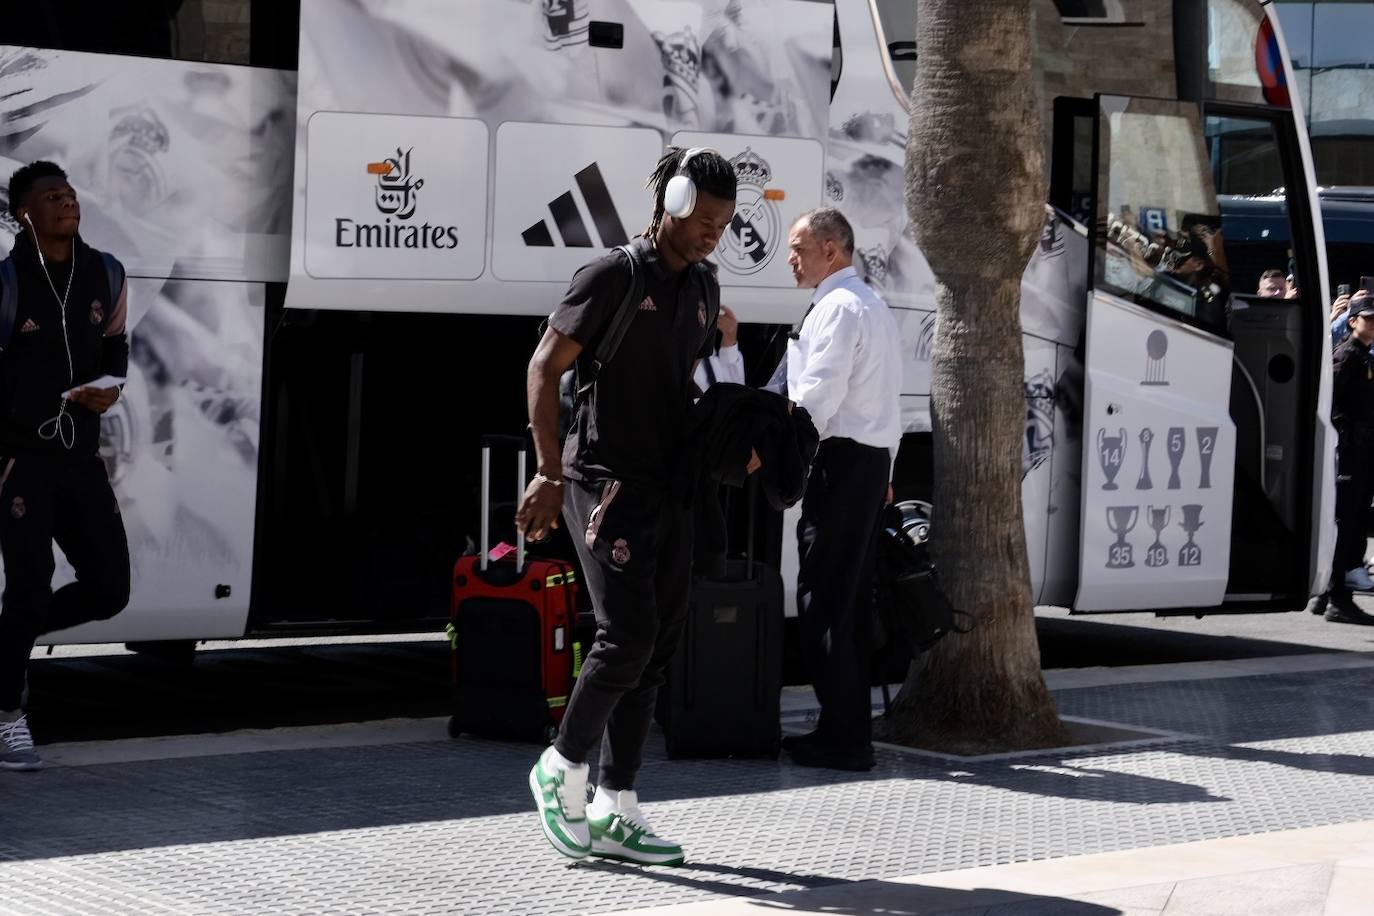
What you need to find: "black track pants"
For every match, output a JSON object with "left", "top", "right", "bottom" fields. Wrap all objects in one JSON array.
[
  {"left": 0, "top": 455, "right": 130, "bottom": 710},
  {"left": 555, "top": 478, "right": 692, "bottom": 790}
]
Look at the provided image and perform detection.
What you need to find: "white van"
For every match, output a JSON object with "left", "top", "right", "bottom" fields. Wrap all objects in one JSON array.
[{"left": 0, "top": 0, "right": 1331, "bottom": 648}]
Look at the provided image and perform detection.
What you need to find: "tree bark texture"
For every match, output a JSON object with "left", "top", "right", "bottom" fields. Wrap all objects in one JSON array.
[{"left": 883, "top": 0, "right": 1070, "bottom": 754}]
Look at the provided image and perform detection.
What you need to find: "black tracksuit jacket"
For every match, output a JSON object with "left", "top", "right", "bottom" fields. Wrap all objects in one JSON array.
[{"left": 0, "top": 232, "right": 128, "bottom": 460}]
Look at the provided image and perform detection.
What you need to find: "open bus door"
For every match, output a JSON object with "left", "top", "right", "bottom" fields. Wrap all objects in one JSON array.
[
  {"left": 1074, "top": 97, "right": 1238, "bottom": 611},
  {"left": 1068, "top": 94, "right": 1331, "bottom": 614}
]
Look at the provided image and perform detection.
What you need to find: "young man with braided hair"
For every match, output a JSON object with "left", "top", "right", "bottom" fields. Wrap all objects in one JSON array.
[
  {"left": 0, "top": 161, "right": 131, "bottom": 771},
  {"left": 518, "top": 147, "right": 736, "bottom": 865}
]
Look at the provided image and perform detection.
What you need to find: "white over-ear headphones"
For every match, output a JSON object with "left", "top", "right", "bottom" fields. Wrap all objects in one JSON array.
[{"left": 663, "top": 147, "right": 720, "bottom": 220}]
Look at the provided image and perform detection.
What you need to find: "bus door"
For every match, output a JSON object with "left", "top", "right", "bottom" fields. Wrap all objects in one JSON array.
[{"left": 1073, "top": 96, "right": 1238, "bottom": 611}]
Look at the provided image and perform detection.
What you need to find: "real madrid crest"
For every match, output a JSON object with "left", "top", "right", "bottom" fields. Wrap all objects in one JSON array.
[{"left": 717, "top": 148, "right": 779, "bottom": 277}]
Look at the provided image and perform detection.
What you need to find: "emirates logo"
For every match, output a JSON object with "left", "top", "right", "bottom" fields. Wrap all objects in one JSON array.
[
  {"left": 10, "top": 497, "right": 25, "bottom": 520},
  {"left": 90, "top": 301, "right": 104, "bottom": 326}
]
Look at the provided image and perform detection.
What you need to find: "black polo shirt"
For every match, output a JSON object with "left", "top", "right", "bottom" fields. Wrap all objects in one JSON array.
[{"left": 550, "top": 237, "right": 719, "bottom": 487}]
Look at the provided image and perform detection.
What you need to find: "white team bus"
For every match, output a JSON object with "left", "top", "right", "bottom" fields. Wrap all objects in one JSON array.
[{"left": 0, "top": 0, "right": 1332, "bottom": 652}]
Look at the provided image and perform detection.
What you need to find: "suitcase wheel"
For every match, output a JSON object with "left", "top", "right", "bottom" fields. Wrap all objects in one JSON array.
[{"left": 447, "top": 716, "right": 463, "bottom": 739}]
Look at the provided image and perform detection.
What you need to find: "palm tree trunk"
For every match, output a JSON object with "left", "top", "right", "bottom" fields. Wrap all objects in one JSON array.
[{"left": 882, "top": 0, "right": 1069, "bottom": 754}]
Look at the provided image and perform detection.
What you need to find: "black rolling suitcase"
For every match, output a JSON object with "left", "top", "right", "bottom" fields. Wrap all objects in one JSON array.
[{"left": 662, "top": 484, "right": 783, "bottom": 759}]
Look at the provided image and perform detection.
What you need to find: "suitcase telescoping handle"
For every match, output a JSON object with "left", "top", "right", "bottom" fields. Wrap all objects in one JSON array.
[{"left": 480, "top": 434, "right": 529, "bottom": 573}]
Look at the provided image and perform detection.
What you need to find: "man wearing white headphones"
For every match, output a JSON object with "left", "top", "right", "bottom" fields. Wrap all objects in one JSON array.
[
  {"left": 0, "top": 161, "right": 131, "bottom": 772},
  {"left": 518, "top": 147, "right": 737, "bottom": 866}
]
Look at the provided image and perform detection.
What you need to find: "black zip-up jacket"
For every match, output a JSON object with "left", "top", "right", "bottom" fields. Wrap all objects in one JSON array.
[
  {"left": 0, "top": 231, "right": 128, "bottom": 460},
  {"left": 1331, "top": 334, "right": 1374, "bottom": 432},
  {"left": 676, "top": 383, "right": 820, "bottom": 576}
]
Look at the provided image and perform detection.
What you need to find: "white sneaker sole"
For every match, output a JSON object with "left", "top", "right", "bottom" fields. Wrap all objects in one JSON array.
[
  {"left": 590, "top": 838, "right": 685, "bottom": 867},
  {"left": 527, "top": 764, "right": 589, "bottom": 860},
  {"left": 0, "top": 758, "right": 43, "bottom": 771}
]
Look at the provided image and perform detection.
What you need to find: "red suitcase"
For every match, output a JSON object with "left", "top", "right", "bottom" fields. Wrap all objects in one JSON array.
[{"left": 447, "top": 436, "right": 578, "bottom": 744}]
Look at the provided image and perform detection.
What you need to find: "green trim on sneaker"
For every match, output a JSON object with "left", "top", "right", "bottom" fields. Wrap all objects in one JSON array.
[
  {"left": 528, "top": 747, "right": 590, "bottom": 859},
  {"left": 588, "top": 811, "right": 685, "bottom": 866}
]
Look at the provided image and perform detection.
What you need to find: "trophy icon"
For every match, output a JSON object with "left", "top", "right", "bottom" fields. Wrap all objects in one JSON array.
[
  {"left": 1197, "top": 426, "right": 1218, "bottom": 489},
  {"left": 1141, "top": 330, "right": 1170, "bottom": 386},
  {"left": 1105, "top": 505, "right": 1138, "bottom": 569},
  {"left": 1097, "top": 427, "right": 1128, "bottom": 491},
  {"left": 1137, "top": 428, "right": 1155, "bottom": 490},
  {"left": 1145, "top": 505, "right": 1170, "bottom": 567},
  {"left": 1167, "top": 426, "right": 1186, "bottom": 490},
  {"left": 1178, "top": 504, "right": 1204, "bottom": 566}
]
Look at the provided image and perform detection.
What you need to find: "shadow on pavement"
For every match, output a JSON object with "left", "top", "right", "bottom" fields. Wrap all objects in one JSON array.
[
  {"left": 579, "top": 864, "right": 1125, "bottom": 916},
  {"left": 1033, "top": 615, "right": 1338, "bottom": 669},
  {"left": 25, "top": 640, "right": 453, "bottom": 743},
  {"left": 577, "top": 859, "right": 852, "bottom": 897}
]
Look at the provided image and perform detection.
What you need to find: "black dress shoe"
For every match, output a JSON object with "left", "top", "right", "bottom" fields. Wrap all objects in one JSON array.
[
  {"left": 787, "top": 741, "right": 876, "bottom": 772},
  {"left": 781, "top": 730, "right": 822, "bottom": 751},
  {"left": 1325, "top": 600, "right": 1374, "bottom": 625}
]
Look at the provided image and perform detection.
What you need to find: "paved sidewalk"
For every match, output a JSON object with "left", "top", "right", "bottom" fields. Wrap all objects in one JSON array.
[
  {"left": 607, "top": 820, "right": 1374, "bottom": 915},
  {"left": 2, "top": 652, "right": 1373, "bottom": 915}
]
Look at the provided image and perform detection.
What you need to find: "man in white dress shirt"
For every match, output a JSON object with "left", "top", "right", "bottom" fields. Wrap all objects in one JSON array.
[
  {"left": 782, "top": 207, "right": 903, "bottom": 771},
  {"left": 692, "top": 305, "right": 745, "bottom": 395}
]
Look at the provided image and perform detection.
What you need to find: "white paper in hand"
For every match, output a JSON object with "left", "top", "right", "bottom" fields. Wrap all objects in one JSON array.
[{"left": 62, "top": 375, "right": 126, "bottom": 399}]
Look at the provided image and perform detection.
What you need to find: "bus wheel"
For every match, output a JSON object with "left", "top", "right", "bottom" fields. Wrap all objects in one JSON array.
[{"left": 125, "top": 640, "right": 197, "bottom": 665}]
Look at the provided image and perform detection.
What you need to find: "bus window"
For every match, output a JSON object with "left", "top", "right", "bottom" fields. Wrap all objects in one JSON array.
[
  {"left": 1050, "top": 97, "right": 1096, "bottom": 226},
  {"left": 871, "top": 0, "right": 916, "bottom": 100},
  {"left": 1208, "top": 0, "right": 1266, "bottom": 99},
  {"left": 1094, "top": 98, "right": 1230, "bottom": 335},
  {"left": 1207, "top": 115, "right": 1297, "bottom": 301},
  {"left": 1051, "top": 0, "right": 1134, "bottom": 26}
]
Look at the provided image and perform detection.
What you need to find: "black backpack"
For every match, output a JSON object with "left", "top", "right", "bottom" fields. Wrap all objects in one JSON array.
[
  {"left": 0, "top": 250, "right": 126, "bottom": 352},
  {"left": 873, "top": 501, "right": 976, "bottom": 660}
]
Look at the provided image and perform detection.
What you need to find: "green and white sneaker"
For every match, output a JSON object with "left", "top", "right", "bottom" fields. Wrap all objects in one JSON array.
[
  {"left": 586, "top": 788, "right": 684, "bottom": 866},
  {"left": 528, "top": 746, "right": 590, "bottom": 859}
]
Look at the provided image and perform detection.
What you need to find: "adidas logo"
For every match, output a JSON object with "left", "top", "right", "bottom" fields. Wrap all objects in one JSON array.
[
  {"left": 637, "top": 297, "right": 656, "bottom": 312},
  {"left": 18, "top": 318, "right": 38, "bottom": 333},
  {"left": 522, "top": 163, "right": 629, "bottom": 249}
]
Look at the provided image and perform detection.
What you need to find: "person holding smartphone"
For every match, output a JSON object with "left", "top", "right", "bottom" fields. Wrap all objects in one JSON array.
[
  {"left": 1324, "top": 298, "right": 1374, "bottom": 624},
  {"left": 0, "top": 161, "right": 131, "bottom": 771}
]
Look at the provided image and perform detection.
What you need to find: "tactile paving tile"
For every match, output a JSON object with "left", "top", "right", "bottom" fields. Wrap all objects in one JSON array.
[{"left": 2, "top": 668, "right": 1373, "bottom": 915}]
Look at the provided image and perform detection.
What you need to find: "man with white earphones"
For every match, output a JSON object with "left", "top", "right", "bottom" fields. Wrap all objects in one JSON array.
[
  {"left": 518, "top": 147, "right": 737, "bottom": 866},
  {"left": 0, "top": 161, "right": 131, "bottom": 771}
]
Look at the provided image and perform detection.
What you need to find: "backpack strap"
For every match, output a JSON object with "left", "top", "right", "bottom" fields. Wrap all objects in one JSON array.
[
  {"left": 693, "top": 261, "right": 721, "bottom": 334},
  {"left": 591, "top": 242, "right": 643, "bottom": 368},
  {"left": 0, "top": 256, "right": 17, "bottom": 352},
  {"left": 98, "top": 251, "right": 125, "bottom": 332}
]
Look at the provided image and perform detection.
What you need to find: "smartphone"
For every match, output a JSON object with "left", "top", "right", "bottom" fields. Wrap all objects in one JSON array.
[
  {"left": 1363, "top": 276, "right": 1374, "bottom": 296},
  {"left": 1338, "top": 283, "right": 1353, "bottom": 297}
]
